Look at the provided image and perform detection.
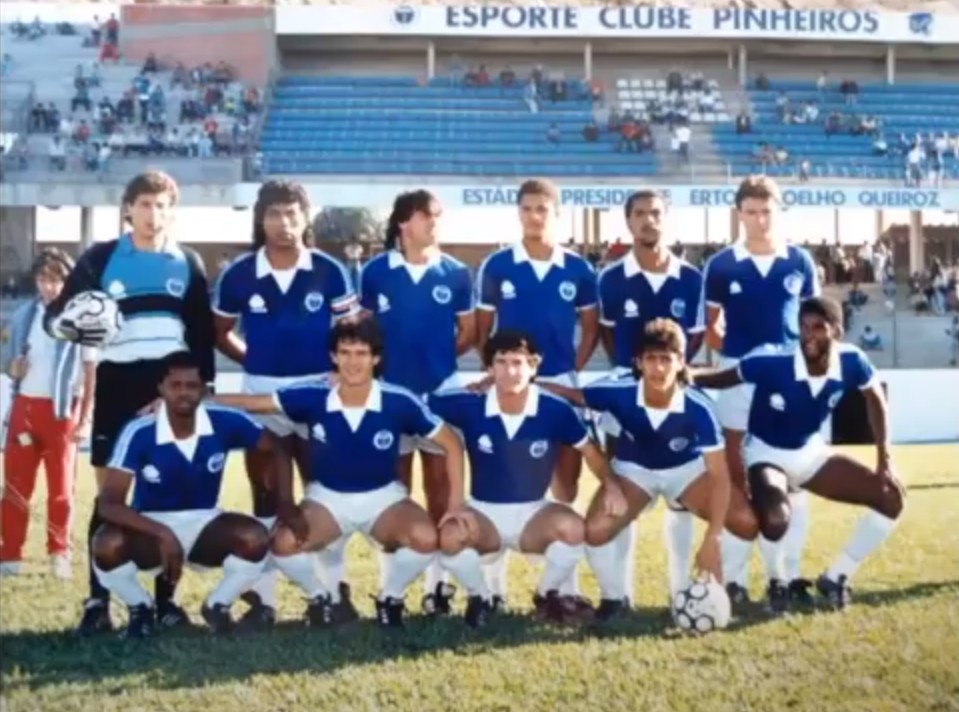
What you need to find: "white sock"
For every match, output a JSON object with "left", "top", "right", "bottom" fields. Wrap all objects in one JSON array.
[
  {"left": 722, "top": 531, "right": 753, "bottom": 588},
  {"left": 94, "top": 561, "right": 152, "bottom": 607},
  {"left": 317, "top": 536, "right": 348, "bottom": 603},
  {"left": 248, "top": 516, "right": 278, "bottom": 608},
  {"left": 538, "top": 542, "right": 584, "bottom": 595},
  {"left": 586, "top": 527, "right": 629, "bottom": 600},
  {"left": 273, "top": 551, "right": 328, "bottom": 599},
  {"left": 380, "top": 548, "right": 435, "bottom": 600},
  {"left": 664, "top": 509, "right": 694, "bottom": 600},
  {"left": 483, "top": 551, "right": 509, "bottom": 598},
  {"left": 826, "top": 510, "right": 899, "bottom": 582},
  {"left": 440, "top": 549, "right": 490, "bottom": 598},
  {"left": 617, "top": 521, "right": 637, "bottom": 604},
  {"left": 207, "top": 555, "right": 266, "bottom": 608},
  {"left": 424, "top": 559, "right": 449, "bottom": 594},
  {"left": 557, "top": 564, "right": 580, "bottom": 596},
  {"left": 759, "top": 536, "right": 786, "bottom": 582},
  {"left": 784, "top": 491, "right": 811, "bottom": 581}
]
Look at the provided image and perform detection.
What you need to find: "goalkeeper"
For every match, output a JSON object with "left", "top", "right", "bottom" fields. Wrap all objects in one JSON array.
[{"left": 44, "top": 171, "right": 215, "bottom": 636}]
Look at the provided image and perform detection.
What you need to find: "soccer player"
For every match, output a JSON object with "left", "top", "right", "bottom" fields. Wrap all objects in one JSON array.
[
  {"left": 430, "top": 330, "right": 626, "bottom": 625},
  {"left": 358, "top": 190, "right": 475, "bottom": 615},
  {"left": 475, "top": 178, "right": 599, "bottom": 603},
  {"left": 92, "top": 351, "right": 272, "bottom": 638},
  {"left": 213, "top": 179, "right": 357, "bottom": 628},
  {"left": 596, "top": 189, "right": 705, "bottom": 601},
  {"left": 211, "top": 319, "right": 468, "bottom": 628},
  {"left": 692, "top": 297, "right": 904, "bottom": 610},
  {"left": 45, "top": 171, "right": 215, "bottom": 635},
  {"left": 538, "top": 319, "right": 759, "bottom": 620},
  {"left": 699, "top": 176, "right": 820, "bottom": 608},
  {"left": 1, "top": 249, "right": 96, "bottom": 579}
]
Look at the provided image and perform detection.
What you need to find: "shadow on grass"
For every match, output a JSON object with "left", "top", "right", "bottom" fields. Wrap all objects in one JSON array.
[{"left": 1, "top": 580, "right": 956, "bottom": 694}]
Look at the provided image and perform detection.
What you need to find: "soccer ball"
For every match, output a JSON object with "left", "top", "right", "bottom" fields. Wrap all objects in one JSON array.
[
  {"left": 672, "top": 577, "right": 732, "bottom": 634},
  {"left": 60, "top": 290, "right": 123, "bottom": 345}
]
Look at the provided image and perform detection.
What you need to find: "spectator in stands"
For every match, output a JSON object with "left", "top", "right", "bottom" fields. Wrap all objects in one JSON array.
[
  {"left": 699, "top": 88, "right": 716, "bottom": 114},
  {"left": 548, "top": 72, "right": 567, "bottom": 103},
  {"left": 804, "top": 102, "right": 820, "bottom": 123},
  {"left": 873, "top": 135, "right": 889, "bottom": 157},
  {"left": 840, "top": 79, "right": 859, "bottom": 106},
  {"left": 618, "top": 118, "right": 639, "bottom": 153},
  {"left": 71, "top": 83, "right": 92, "bottom": 113},
  {"left": 906, "top": 143, "right": 924, "bottom": 187},
  {"left": 947, "top": 316, "right": 959, "bottom": 366},
  {"left": 816, "top": 71, "right": 828, "bottom": 94},
  {"left": 929, "top": 260, "right": 948, "bottom": 315},
  {"left": 529, "top": 65, "right": 544, "bottom": 93},
  {"left": 523, "top": 81, "right": 538, "bottom": 114},
  {"left": 775, "top": 92, "right": 789, "bottom": 121},
  {"left": 675, "top": 123, "right": 691, "bottom": 162},
  {"left": 774, "top": 146, "right": 789, "bottom": 166},
  {"left": 104, "top": 14, "right": 119, "bottom": 45},
  {"left": 755, "top": 72, "right": 770, "bottom": 91},
  {"left": 582, "top": 121, "right": 599, "bottom": 143},
  {"left": 546, "top": 123, "right": 561, "bottom": 146},
  {"left": 859, "top": 326, "right": 883, "bottom": 352},
  {"left": 143, "top": 53, "right": 159, "bottom": 75},
  {"left": 666, "top": 70, "right": 683, "bottom": 93},
  {"left": 949, "top": 133, "right": 959, "bottom": 159},
  {"left": 499, "top": 66, "right": 515, "bottom": 87},
  {"left": 2, "top": 53, "right": 13, "bottom": 78},
  {"left": 735, "top": 111, "right": 751, "bottom": 134},
  {"left": 798, "top": 159, "right": 811, "bottom": 183},
  {"left": 49, "top": 136, "right": 66, "bottom": 171}
]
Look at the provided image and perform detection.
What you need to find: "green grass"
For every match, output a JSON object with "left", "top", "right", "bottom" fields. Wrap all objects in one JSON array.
[{"left": 2, "top": 444, "right": 958, "bottom": 712}]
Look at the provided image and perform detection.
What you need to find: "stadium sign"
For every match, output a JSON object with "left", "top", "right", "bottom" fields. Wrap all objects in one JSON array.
[
  {"left": 275, "top": 6, "right": 956, "bottom": 44},
  {"left": 236, "top": 183, "right": 959, "bottom": 211}
]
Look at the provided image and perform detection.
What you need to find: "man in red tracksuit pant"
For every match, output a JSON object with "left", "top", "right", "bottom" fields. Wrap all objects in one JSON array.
[{"left": 1, "top": 248, "right": 96, "bottom": 578}]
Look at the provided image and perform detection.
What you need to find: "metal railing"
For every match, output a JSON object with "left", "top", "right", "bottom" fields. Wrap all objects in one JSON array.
[{"left": 0, "top": 156, "right": 244, "bottom": 185}]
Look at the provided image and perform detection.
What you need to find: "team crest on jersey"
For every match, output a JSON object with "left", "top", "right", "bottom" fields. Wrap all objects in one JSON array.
[
  {"left": 248, "top": 294, "right": 267, "bottom": 313},
  {"left": 529, "top": 440, "right": 549, "bottom": 458},
  {"left": 311, "top": 423, "right": 327, "bottom": 442},
  {"left": 142, "top": 465, "right": 161, "bottom": 483},
  {"left": 783, "top": 272, "right": 804, "bottom": 295},
  {"left": 378, "top": 294, "right": 391, "bottom": 313},
  {"left": 558, "top": 281, "right": 577, "bottom": 302},
  {"left": 769, "top": 394, "right": 786, "bottom": 411},
  {"left": 623, "top": 299, "right": 639, "bottom": 318},
  {"left": 432, "top": 285, "right": 452, "bottom": 304},
  {"left": 107, "top": 280, "right": 126, "bottom": 297},
  {"left": 668, "top": 437, "right": 689, "bottom": 452},
  {"left": 729, "top": 281, "right": 742, "bottom": 295},
  {"left": 373, "top": 430, "right": 394, "bottom": 450},
  {"left": 501, "top": 280, "right": 516, "bottom": 299},
  {"left": 827, "top": 391, "right": 843, "bottom": 409},
  {"left": 207, "top": 453, "right": 226, "bottom": 473},
  {"left": 166, "top": 278, "right": 186, "bottom": 297},
  {"left": 477, "top": 434, "right": 494, "bottom": 453},
  {"left": 670, "top": 298, "right": 686, "bottom": 319},
  {"left": 304, "top": 291, "right": 325, "bottom": 312}
]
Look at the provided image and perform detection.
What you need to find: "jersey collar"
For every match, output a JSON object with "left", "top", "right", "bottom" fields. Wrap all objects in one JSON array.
[
  {"left": 793, "top": 346, "right": 843, "bottom": 383},
  {"left": 155, "top": 402, "right": 213, "bottom": 444},
  {"left": 635, "top": 379, "right": 685, "bottom": 414},
  {"left": 485, "top": 385, "right": 540, "bottom": 417},
  {"left": 118, "top": 232, "right": 182, "bottom": 257},
  {"left": 512, "top": 243, "right": 565, "bottom": 268},
  {"left": 622, "top": 250, "right": 682, "bottom": 280},
  {"left": 732, "top": 241, "right": 788, "bottom": 262},
  {"left": 327, "top": 380, "right": 383, "bottom": 413},
  {"left": 387, "top": 249, "right": 441, "bottom": 269},
  {"left": 255, "top": 247, "right": 312, "bottom": 279}
]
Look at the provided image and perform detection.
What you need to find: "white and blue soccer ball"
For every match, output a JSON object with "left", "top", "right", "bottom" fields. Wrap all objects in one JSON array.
[
  {"left": 60, "top": 290, "right": 123, "bottom": 345},
  {"left": 672, "top": 577, "right": 732, "bottom": 634}
]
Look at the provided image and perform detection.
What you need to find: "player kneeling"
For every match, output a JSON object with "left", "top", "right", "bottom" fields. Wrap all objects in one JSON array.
[
  {"left": 429, "top": 331, "right": 626, "bottom": 627},
  {"left": 92, "top": 352, "right": 274, "bottom": 638},
  {"left": 214, "top": 319, "right": 467, "bottom": 629},
  {"left": 540, "top": 319, "right": 759, "bottom": 622},
  {"left": 694, "top": 297, "right": 905, "bottom": 611}
]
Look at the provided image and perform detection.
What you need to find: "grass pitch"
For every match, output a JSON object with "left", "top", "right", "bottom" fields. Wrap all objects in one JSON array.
[{"left": 1, "top": 444, "right": 958, "bottom": 712}]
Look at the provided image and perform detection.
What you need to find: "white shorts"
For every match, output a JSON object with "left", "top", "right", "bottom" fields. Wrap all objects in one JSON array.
[
  {"left": 612, "top": 457, "right": 705, "bottom": 507},
  {"left": 141, "top": 508, "right": 221, "bottom": 565},
  {"left": 469, "top": 498, "right": 552, "bottom": 552},
  {"left": 305, "top": 481, "right": 408, "bottom": 539},
  {"left": 714, "top": 357, "right": 755, "bottom": 431},
  {"left": 399, "top": 372, "right": 468, "bottom": 456},
  {"left": 744, "top": 434, "right": 831, "bottom": 488},
  {"left": 243, "top": 373, "right": 327, "bottom": 438}
]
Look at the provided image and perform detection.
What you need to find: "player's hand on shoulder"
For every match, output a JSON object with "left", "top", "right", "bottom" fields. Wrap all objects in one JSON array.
[
  {"left": 138, "top": 397, "right": 163, "bottom": 416},
  {"left": 157, "top": 530, "right": 184, "bottom": 584},
  {"left": 465, "top": 375, "right": 493, "bottom": 393}
]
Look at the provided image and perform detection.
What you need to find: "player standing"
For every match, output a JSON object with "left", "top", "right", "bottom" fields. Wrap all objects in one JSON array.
[
  {"left": 475, "top": 178, "right": 599, "bottom": 604},
  {"left": 45, "top": 171, "right": 215, "bottom": 635},
  {"left": 212, "top": 319, "right": 467, "bottom": 628},
  {"left": 357, "top": 190, "right": 475, "bottom": 615},
  {"left": 430, "top": 330, "right": 625, "bottom": 625},
  {"left": 596, "top": 190, "right": 705, "bottom": 601},
  {"left": 696, "top": 176, "right": 820, "bottom": 609},
  {"left": 693, "top": 297, "right": 904, "bottom": 610},
  {"left": 213, "top": 179, "right": 357, "bottom": 628},
  {"left": 92, "top": 351, "right": 274, "bottom": 637}
]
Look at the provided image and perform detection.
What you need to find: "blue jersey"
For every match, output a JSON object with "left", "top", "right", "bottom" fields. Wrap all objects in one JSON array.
[
  {"left": 108, "top": 404, "right": 263, "bottom": 512},
  {"left": 703, "top": 243, "right": 820, "bottom": 359},
  {"left": 213, "top": 248, "right": 356, "bottom": 378},
  {"left": 358, "top": 250, "right": 473, "bottom": 394},
  {"left": 428, "top": 386, "right": 588, "bottom": 504},
  {"left": 477, "top": 244, "right": 598, "bottom": 377},
  {"left": 739, "top": 343, "right": 877, "bottom": 449},
  {"left": 275, "top": 380, "right": 442, "bottom": 493},
  {"left": 598, "top": 252, "right": 704, "bottom": 368},
  {"left": 582, "top": 378, "right": 723, "bottom": 469}
]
